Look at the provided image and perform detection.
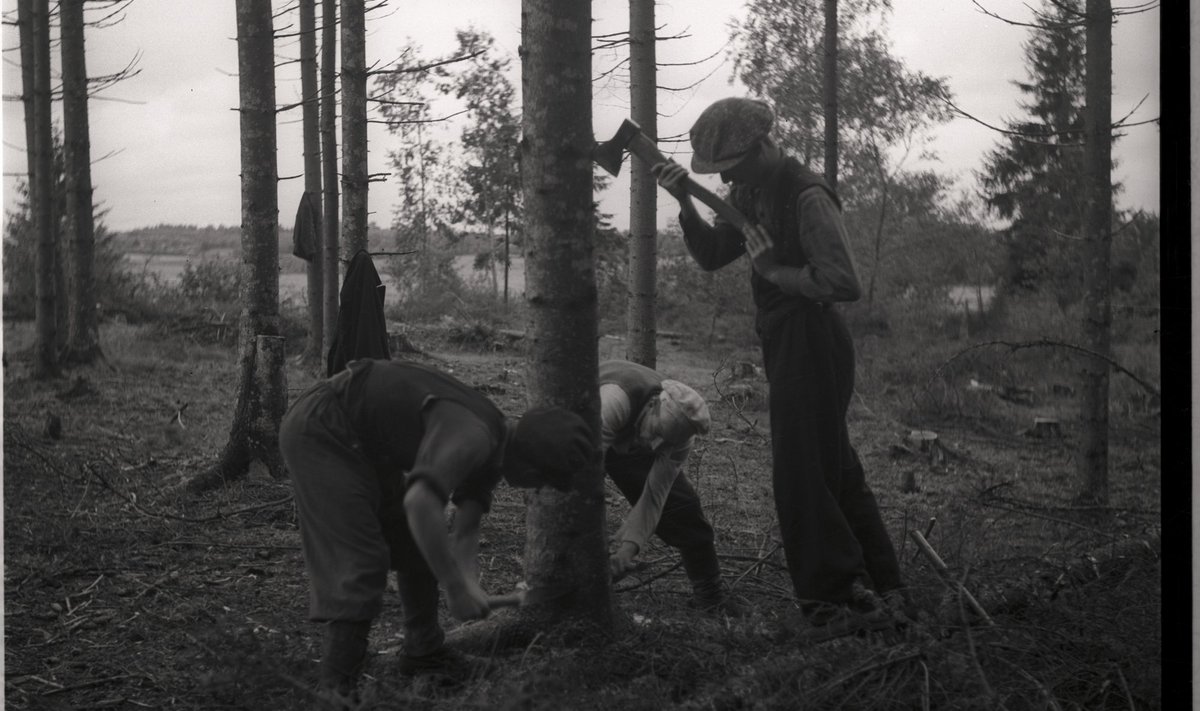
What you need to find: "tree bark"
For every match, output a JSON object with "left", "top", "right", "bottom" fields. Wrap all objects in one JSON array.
[
  {"left": 60, "top": 0, "right": 102, "bottom": 364},
  {"left": 320, "top": 0, "right": 340, "bottom": 355},
  {"left": 625, "top": 0, "right": 657, "bottom": 367},
  {"left": 31, "top": 0, "right": 59, "bottom": 379},
  {"left": 1076, "top": 0, "right": 1113, "bottom": 505},
  {"left": 300, "top": 0, "right": 324, "bottom": 364},
  {"left": 822, "top": 0, "right": 839, "bottom": 190},
  {"left": 520, "top": 0, "right": 612, "bottom": 627},
  {"left": 340, "top": 0, "right": 368, "bottom": 256},
  {"left": 190, "top": 0, "right": 286, "bottom": 492}
]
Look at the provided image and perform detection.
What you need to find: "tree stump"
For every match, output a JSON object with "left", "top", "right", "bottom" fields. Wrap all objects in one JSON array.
[
  {"left": 1028, "top": 417, "right": 1062, "bottom": 439},
  {"left": 907, "top": 430, "right": 945, "bottom": 467}
]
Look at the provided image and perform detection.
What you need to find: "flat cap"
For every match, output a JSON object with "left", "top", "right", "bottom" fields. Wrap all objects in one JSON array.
[{"left": 689, "top": 97, "right": 774, "bottom": 174}]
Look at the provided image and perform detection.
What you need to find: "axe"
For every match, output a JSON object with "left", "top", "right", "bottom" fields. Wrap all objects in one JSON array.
[
  {"left": 485, "top": 583, "right": 573, "bottom": 610},
  {"left": 593, "top": 118, "right": 752, "bottom": 233}
]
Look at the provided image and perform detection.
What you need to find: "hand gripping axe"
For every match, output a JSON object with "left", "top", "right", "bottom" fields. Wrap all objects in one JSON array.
[{"left": 592, "top": 118, "right": 752, "bottom": 233}]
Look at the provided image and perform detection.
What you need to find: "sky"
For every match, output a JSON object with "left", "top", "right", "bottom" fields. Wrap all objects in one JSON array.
[{"left": 1, "top": 0, "right": 1161, "bottom": 234}]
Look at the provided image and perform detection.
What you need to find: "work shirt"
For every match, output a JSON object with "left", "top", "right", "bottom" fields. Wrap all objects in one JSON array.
[
  {"left": 679, "top": 157, "right": 862, "bottom": 311},
  {"left": 330, "top": 359, "right": 506, "bottom": 512},
  {"left": 599, "top": 361, "right": 694, "bottom": 553}
]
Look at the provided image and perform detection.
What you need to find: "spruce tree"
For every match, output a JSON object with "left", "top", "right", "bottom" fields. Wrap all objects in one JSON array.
[{"left": 979, "top": 0, "right": 1112, "bottom": 306}]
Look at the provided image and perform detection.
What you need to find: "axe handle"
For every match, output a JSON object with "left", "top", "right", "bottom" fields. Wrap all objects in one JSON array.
[
  {"left": 486, "top": 592, "right": 526, "bottom": 609},
  {"left": 626, "top": 131, "right": 753, "bottom": 234}
]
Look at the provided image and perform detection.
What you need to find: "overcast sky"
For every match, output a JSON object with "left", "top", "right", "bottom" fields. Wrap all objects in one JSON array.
[{"left": 1, "top": 0, "right": 1160, "bottom": 234}]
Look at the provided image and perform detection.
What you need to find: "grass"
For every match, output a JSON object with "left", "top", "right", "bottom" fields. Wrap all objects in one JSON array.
[{"left": 2, "top": 303, "right": 1163, "bottom": 710}]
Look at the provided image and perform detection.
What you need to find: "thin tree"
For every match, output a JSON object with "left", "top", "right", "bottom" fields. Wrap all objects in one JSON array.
[
  {"left": 60, "top": 0, "right": 101, "bottom": 364},
  {"left": 299, "top": 0, "right": 324, "bottom": 364},
  {"left": 1076, "top": 0, "right": 1113, "bottom": 505},
  {"left": 340, "top": 0, "right": 368, "bottom": 255},
  {"left": 30, "top": 0, "right": 58, "bottom": 379},
  {"left": 822, "top": 0, "right": 838, "bottom": 190},
  {"left": 320, "top": 0, "right": 339, "bottom": 354},
  {"left": 520, "top": 0, "right": 612, "bottom": 625},
  {"left": 189, "top": 0, "right": 287, "bottom": 492},
  {"left": 625, "top": 0, "right": 656, "bottom": 368}
]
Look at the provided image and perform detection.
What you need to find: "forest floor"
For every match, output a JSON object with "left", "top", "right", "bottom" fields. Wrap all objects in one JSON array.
[{"left": 3, "top": 319, "right": 1164, "bottom": 710}]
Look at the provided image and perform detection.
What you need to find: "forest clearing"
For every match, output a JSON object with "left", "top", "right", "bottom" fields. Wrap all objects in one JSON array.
[
  {"left": 3, "top": 0, "right": 1175, "bottom": 708},
  {"left": 3, "top": 307, "right": 1163, "bottom": 709}
]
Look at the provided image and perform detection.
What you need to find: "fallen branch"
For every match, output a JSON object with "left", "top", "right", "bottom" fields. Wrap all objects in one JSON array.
[
  {"left": 909, "top": 531, "right": 994, "bottom": 627},
  {"left": 934, "top": 339, "right": 1159, "bottom": 398},
  {"left": 86, "top": 463, "right": 293, "bottom": 524}
]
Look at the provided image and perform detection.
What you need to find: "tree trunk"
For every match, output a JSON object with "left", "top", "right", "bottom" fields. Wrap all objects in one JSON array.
[
  {"left": 320, "top": 0, "right": 340, "bottom": 356},
  {"left": 1076, "top": 0, "right": 1113, "bottom": 505},
  {"left": 300, "top": 0, "right": 324, "bottom": 364},
  {"left": 625, "top": 0, "right": 657, "bottom": 367},
  {"left": 31, "top": 0, "right": 58, "bottom": 379},
  {"left": 189, "top": 0, "right": 286, "bottom": 492},
  {"left": 340, "top": 0, "right": 368, "bottom": 256},
  {"left": 60, "top": 0, "right": 102, "bottom": 364},
  {"left": 520, "top": 0, "right": 612, "bottom": 627},
  {"left": 822, "top": 0, "right": 839, "bottom": 190}
]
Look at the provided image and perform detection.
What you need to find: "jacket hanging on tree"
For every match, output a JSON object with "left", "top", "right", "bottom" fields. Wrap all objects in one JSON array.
[
  {"left": 291, "top": 191, "right": 320, "bottom": 261},
  {"left": 326, "top": 250, "right": 391, "bottom": 376}
]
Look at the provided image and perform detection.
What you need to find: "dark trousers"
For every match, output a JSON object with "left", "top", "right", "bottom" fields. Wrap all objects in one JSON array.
[
  {"left": 280, "top": 384, "right": 444, "bottom": 656},
  {"left": 759, "top": 304, "right": 902, "bottom": 604},
  {"left": 604, "top": 451, "right": 721, "bottom": 583}
]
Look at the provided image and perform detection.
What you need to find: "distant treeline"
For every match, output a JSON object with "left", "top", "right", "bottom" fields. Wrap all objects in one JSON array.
[{"left": 111, "top": 223, "right": 396, "bottom": 257}]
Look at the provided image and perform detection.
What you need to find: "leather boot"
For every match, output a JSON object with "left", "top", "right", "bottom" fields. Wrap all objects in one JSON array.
[{"left": 318, "top": 620, "right": 370, "bottom": 697}]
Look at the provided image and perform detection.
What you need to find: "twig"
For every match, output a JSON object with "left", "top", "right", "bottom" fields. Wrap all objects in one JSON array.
[
  {"left": 909, "top": 531, "right": 994, "bottom": 626},
  {"left": 730, "top": 541, "right": 783, "bottom": 588},
  {"left": 41, "top": 674, "right": 141, "bottom": 696},
  {"left": 934, "top": 339, "right": 1159, "bottom": 398},
  {"left": 958, "top": 588, "right": 999, "bottom": 706},
  {"left": 613, "top": 559, "right": 684, "bottom": 593},
  {"left": 86, "top": 463, "right": 294, "bottom": 523},
  {"left": 810, "top": 651, "right": 923, "bottom": 697}
]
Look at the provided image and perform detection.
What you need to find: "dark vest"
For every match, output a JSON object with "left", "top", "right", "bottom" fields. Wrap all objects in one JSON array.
[
  {"left": 598, "top": 360, "right": 664, "bottom": 444},
  {"left": 331, "top": 359, "right": 505, "bottom": 474},
  {"left": 729, "top": 157, "right": 841, "bottom": 315}
]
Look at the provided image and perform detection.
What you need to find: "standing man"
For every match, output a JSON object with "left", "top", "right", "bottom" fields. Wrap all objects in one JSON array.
[
  {"left": 280, "top": 359, "right": 594, "bottom": 698},
  {"left": 599, "top": 359, "right": 739, "bottom": 616},
  {"left": 652, "top": 97, "right": 907, "bottom": 629}
]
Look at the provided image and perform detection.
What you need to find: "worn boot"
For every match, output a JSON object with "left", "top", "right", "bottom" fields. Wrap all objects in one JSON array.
[
  {"left": 317, "top": 620, "right": 370, "bottom": 701},
  {"left": 682, "top": 544, "right": 743, "bottom": 617}
]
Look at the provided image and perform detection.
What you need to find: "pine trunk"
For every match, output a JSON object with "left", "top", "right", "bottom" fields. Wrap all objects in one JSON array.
[
  {"left": 626, "top": 0, "right": 657, "bottom": 367},
  {"left": 822, "top": 0, "right": 839, "bottom": 189},
  {"left": 1076, "top": 0, "right": 1113, "bottom": 505},
  {"left": 190, "top": 0, "right": 286, "bottom": 492},
  {"left": 320, "top": 0, "right": 340, "bottom": 355},
  {"left": 340, "top": 0, "right": 368, "bottom": 256},
  {"left": 60, "top": 0, "right": 101, "bottom": 364},
  {"left": 300, "top": 0, "right": 324, "bottom": 364},
  {"left": 520, "top": 0, "right": 612, "bottom": 627},
  {"left": 31, "top": 0, "right": 58, "bottom": 379}
]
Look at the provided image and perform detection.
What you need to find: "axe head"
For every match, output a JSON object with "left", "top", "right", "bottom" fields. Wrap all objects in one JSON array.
[{"left": 592, "top": 119, "right": 644, "bottom": 177}]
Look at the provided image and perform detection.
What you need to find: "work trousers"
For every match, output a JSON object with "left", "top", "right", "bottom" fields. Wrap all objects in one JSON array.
[
  {"left": 758, "top": 303, "right": 902, "bottom": 604},
  {"left": 604, "top": 451, "right": 722, "bottom": 584},
  {"left": 280, "top": 383, "right": 445, "bottom": 656}
]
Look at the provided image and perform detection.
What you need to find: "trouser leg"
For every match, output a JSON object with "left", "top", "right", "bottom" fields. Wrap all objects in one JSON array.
[
  {"left": 828, "top": 314, "right": 904, "bottom": 593},
  {"left": 281, "top": 385, "right": 391, "bottom": 623},
  {"left": 761, "top": 308, "right": 866, "bottom": 604}
]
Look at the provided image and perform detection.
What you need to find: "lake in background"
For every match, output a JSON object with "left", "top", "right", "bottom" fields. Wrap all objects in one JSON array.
[{"left": 124, "top": 253, "right": 527, "bottom": 307}]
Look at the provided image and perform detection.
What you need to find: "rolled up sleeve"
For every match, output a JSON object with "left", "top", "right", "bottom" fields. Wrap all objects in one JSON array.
[
  {"left": 793, "top": 188, "right": 862, "bottom": 302},
  {"left": 614, "top": 439, "right": 691, "bottom": 552}
]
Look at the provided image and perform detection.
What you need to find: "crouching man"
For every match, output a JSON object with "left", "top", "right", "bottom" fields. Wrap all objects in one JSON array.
[
  {"left": 600, "top": 359, "right": 740, "bottom": 616},
  {"left": 280, "top": 359, "right": 593, "bottom": 698}
]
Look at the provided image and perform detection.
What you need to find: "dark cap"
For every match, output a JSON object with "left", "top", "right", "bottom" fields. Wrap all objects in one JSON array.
[
  {"left": 689, "top": 97, "right": 774, "bottom": 174},
  {"left": 510, "top": 406, "right": 594, "bottom": 491}
]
